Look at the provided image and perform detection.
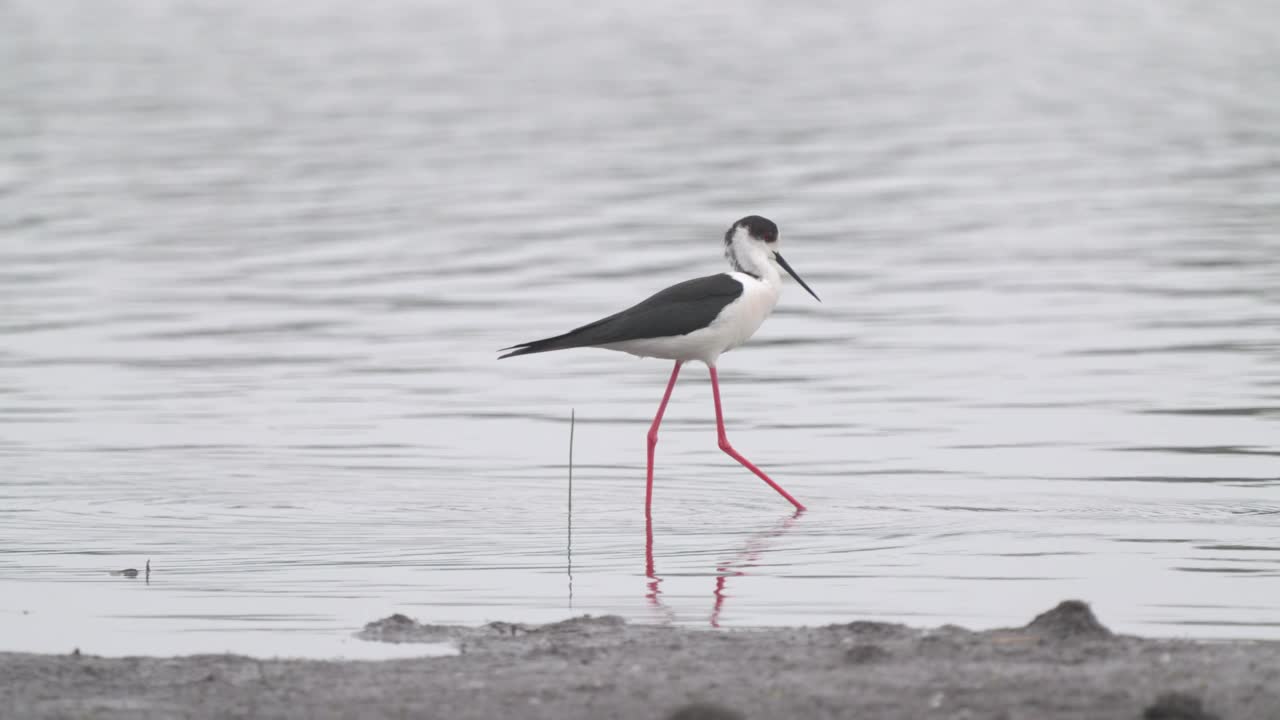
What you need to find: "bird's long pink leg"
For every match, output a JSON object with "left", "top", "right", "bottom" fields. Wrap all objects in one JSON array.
[
  {"left": 646, "top": 361, "right": 683, "bottom": 519},
  {"left": 708, "top": 365, "right": 806, "bottom": 511}
]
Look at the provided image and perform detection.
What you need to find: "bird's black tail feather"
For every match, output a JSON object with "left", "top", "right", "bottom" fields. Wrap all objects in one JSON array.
[
  {"left": 498, "top": 301, "right": 640, "bottom": 358},
  {"left": 497, "top": 332, "right": 587, "bottom": 359}
]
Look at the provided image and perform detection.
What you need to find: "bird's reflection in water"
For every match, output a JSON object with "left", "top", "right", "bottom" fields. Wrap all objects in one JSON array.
[{"left": 646, "top": 510, "right": 804, "bottom": 626}]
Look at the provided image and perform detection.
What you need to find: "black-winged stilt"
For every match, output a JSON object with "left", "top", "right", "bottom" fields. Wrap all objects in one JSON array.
[{"left": 499, "top": 215, "right": 820, "bottom": 514}]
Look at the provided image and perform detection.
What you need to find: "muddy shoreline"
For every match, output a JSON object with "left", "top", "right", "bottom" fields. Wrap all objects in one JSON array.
[{"left": 2, "top": 601, "right": 1276, "bottom": 719}]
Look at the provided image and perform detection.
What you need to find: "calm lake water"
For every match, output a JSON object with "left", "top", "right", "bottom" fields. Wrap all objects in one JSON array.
[{"left": 2, "top": 0, "right": 1279, "bottom": 657}]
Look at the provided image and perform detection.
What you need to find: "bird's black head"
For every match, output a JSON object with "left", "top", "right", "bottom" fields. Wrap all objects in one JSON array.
[
  {"left": 725, "top": 215, "right": 778, "bottom": 245},
  {"left": 722, "top": 213, "right": 820, "bottom": 302}
]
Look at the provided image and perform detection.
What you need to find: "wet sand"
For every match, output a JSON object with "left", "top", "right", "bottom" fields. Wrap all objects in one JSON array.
[{"left": 2, "top": 601, "right": 1276, "bottom": 720}]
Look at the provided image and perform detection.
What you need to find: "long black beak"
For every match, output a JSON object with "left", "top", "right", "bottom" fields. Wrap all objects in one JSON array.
[{"left": 774, "top": 252, "right": 821, "bottom": 302}]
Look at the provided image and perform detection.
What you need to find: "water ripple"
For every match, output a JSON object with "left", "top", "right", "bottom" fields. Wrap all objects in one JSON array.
[{"left": 1, "top": 0, "right": 1278, "bottom": 653}]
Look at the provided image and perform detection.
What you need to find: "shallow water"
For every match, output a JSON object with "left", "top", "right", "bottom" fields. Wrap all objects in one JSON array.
[{"left": 2, "top": 0, "right": 1279, "bottom": 656}]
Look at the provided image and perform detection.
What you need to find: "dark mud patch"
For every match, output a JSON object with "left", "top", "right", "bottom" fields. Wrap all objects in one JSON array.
[
  {"left": 666, "top": 703, "right": 745, "bottom": 720},
  {"left": 1144, "top": 692, "right": 1221, "bottom": 720}
]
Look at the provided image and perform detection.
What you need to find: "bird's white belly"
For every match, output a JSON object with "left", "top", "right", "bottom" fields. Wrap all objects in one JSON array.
[{"left": 604, "top": 273, "right": 778, "bottom": 365}]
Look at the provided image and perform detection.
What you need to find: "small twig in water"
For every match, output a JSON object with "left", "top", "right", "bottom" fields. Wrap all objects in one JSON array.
[{"left": 567, "top": 409, "right": 575, "bottom": 606}]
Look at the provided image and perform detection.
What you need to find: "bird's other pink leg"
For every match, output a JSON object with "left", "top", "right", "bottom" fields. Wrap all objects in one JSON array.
[
  {"left": 708, "top": 365, "right": 806, "bottom": 511},
  {"left": 646, "top": 361, "right": 683, "bottom": 519}
]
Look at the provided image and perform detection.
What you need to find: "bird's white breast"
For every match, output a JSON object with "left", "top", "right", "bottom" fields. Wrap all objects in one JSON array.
[{"left": 711, "top": 271, "right": 780, "bottom": 354}]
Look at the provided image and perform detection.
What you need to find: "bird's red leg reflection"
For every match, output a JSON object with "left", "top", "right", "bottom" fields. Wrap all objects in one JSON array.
[
  {"left": 645, "top": 511, "right": 675, "bottom": 620},
  {"left": 646, "top": 510, "right": 804, "bottom": 625},
  {"left": 710, "top": 511, "right": 803, "bottom": 627}
]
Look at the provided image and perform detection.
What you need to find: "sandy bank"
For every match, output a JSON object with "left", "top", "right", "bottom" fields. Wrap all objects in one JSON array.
[{"left": 2, "top": 601, "right": 1276, "bottom": 719}]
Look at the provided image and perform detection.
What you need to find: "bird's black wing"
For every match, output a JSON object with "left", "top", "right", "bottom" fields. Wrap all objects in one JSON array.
[{"left": 498, "top": 273, "right": 744, "bottom": 358}]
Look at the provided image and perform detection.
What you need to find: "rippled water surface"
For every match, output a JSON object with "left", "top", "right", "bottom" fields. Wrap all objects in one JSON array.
[{"left": 2, "top": 0, "right": 1279, "bottom": 655}]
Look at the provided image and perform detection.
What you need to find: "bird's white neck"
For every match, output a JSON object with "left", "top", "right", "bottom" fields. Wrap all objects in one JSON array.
[{"left": 724, "top": 229, "right": 781, "bottom": 288}]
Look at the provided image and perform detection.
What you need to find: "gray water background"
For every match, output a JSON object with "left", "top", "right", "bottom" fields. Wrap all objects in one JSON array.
[{"left": 2, "top": 0, "right": 1279, "bottom": 656}]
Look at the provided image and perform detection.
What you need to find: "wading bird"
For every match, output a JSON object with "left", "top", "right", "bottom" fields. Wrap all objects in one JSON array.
[{"left": 499, "top": 216, "right": 820, "bottom": 515}]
